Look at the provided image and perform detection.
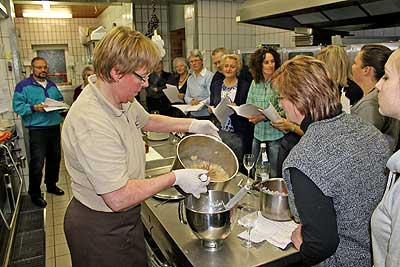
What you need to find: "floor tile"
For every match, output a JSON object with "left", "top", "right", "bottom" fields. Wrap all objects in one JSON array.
[
  {"left": 46, "top": 257, "right": 55, "bottom": 267},
  {"left": 55, "top": 243, "right": 70, "bottom": 257},
  {"left": 54, "top": 233, "right": 67, "bottom": 245},
  {"left": 56, "top": 254, "right": 72, "bottom": 267}
]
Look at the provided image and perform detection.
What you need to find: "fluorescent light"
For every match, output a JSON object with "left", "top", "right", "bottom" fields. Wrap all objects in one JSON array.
[
  {"left": 23, "top": 10, "right": 72, "bottom": 19},
  {"left": 42, "top": 1, "right": 50, "bottom": 11}
]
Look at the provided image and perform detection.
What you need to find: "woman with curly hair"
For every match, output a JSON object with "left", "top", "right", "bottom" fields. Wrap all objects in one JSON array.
[{"left": 246, "top": 47, "right": 284, "bottom": 178}]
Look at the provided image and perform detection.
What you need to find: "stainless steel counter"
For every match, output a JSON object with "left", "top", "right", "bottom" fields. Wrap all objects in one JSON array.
[{"left": 142, "top": 138, "right": 300, "bottom": 267}]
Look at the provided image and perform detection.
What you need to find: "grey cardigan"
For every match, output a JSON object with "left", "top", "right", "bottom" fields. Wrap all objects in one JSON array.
[{"left": 283, "top": 113, "right": 390, "bottom": 267}]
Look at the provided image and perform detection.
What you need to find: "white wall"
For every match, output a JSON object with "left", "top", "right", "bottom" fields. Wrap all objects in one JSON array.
[{"left": 97, "top": 3, "right": 133, "bottom": 30}]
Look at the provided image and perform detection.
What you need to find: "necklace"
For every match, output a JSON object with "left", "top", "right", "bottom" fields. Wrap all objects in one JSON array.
[{"left": 179, "top": 73, "right": 188, "bottom": 83}]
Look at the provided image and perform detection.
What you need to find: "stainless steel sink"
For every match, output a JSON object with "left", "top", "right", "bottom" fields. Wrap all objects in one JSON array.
[{"left": 145, "top": 157, "right": 175, "bottom": 178}]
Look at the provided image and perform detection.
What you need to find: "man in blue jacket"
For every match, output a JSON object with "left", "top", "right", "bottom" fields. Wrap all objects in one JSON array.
[{"left": 13, "top": 57, "right": 65, "bottom": 208}]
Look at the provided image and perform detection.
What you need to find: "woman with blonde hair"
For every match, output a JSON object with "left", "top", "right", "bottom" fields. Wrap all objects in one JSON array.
[
  {"left": 316, "top": 45, "right": 363, "bottom": 106},
  {"left": 209, "top": 54, "right": 253, "bottom": 172},
  {"left": 273, "top": 55, "right": 390, "bottom": 266},
  {"left": 62, "top": 26, "right": 218, "bottom": 266}
]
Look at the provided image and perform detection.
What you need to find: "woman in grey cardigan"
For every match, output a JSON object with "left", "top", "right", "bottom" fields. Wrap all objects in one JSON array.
[
  {"left": 272, "top": 55, "right": 391, "bottom": 266},
  {"left": 372, "top": 48, "right": 400, "bottom": 267}
]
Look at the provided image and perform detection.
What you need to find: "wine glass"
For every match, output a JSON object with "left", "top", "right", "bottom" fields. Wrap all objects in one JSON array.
[
  {"left": 243, "top": 154, "right": 255, "bottom": 182},
  {"left": 170, "top": 132, "right": 179, "bottom": 144},
  {"left": 239, "top": 203, "right": 258, "bottom": 248}
]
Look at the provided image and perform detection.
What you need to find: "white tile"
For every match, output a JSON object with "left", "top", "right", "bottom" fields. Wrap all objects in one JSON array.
[
  {"left": 202, "top": 18, "right": 210, "bottom": 34},
  {"left": 217, "top": 1, "right": 225, "bottom": 17},
  {"left": 209, "top": 18, "right": 217, "bottom": 34},
  {"left": 217, "top": 18, "right": 224, "bottom": 34},
  {"left": 217, "top": 34, "right": 224, "bottom": 47},
  {"left": 224, "top": 18, "right": 232, "bottom": 33},
  {"left": 202, "top": 34, "right": 210, "bottom": 50},
  {"left": 224, "top": 35, "right": 232, "bottom": 49},
  {"left": 210, "top": 34, "right": 218, "bottom": 51},
  {"left": 225, "top": 2, "right": 233, "bottom": 18},
  {"left": 202, "top": 0, "right": 210, "bottom": 17},
  {"left": 209, "top": 1, "right": 217, "bottom": 17}
]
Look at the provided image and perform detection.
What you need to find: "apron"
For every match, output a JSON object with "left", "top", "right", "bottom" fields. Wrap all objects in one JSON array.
[{"left": 64, "top": 198, "right": 147, "bottom": 267}]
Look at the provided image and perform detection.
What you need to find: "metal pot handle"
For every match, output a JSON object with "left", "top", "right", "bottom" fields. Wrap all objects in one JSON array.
[{"left": 178, "top": 200, "right": 187, "bottom": 224}]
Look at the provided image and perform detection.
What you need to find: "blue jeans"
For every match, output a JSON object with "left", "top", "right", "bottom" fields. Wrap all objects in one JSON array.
[{"left": 251, "top": 137, "right": 282, "bottom": 178}]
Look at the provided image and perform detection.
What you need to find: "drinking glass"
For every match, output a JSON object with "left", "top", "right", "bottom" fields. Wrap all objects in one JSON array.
[
  {"left": 239, "top": 203, "right": 258, "bottom": 248},
  {"left": 170, "top": 132, "right": 179, "bottom": 144},
  {"left": 243, "top": 154, "right": 255, "bottom": 182}
]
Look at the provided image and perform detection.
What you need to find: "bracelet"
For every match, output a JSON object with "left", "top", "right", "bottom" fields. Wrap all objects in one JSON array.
[{"left": 290, "top": 124, "right": 296, "bottom": 132}]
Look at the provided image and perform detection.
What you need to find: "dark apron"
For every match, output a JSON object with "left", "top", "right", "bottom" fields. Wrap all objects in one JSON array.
[{"left": 64, "top": 198, "right": 147, "bottom": 267}]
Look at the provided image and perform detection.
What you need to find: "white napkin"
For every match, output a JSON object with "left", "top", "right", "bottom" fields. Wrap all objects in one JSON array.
[{"left": 238, "top": 211, "right": 298, "bottom": 249}]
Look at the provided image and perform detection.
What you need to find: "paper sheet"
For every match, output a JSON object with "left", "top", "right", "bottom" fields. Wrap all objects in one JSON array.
[
  {"left": 172, "top": 101, "right": 205, "bottom": 115},
  {"left": 210, "top": 97, "right": 234, "bottom": 125},
  {"left": 259, "top": 102, "right": 282, "bottom": 123},
  {"left": 162, "top": 84, "right": 184, "bottom": 103},
  {"left": 0, "top": 87, "right": 11, "bottom": 114},
  {"left": 146, "top": 147, "right": 164, "bottom": 161},
  {"left": 228, "top": 103, "right": 262, "bottom": 117},
  {"left": 238, "top": 211, "right": 298, "bottom": 249},
  {"left": 43, "top": 98, "right": 70, "bottom": 112}
]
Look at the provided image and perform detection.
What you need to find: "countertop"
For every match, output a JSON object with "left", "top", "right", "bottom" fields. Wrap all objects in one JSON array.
[{"left": 141, "top": 137, "right": 300, "bottom": 267}]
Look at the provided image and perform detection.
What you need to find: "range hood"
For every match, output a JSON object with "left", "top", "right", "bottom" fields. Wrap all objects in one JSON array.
[
  {"left": 0, "top": 0, "right": 8, "bottom": 19},
  {"left": 237, "top": 0, "right": 400, "bottom": 35}
]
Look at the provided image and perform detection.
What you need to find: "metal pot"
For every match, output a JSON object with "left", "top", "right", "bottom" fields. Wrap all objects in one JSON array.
[
  {"left": 172, "top": 134, "right": 238, "bottom": 191},
  {"left": 178, "top": 190, "right": 237, "bottom": 251},
  {"left": 258, "top": 178, "right": 292, "bottom": 221}
]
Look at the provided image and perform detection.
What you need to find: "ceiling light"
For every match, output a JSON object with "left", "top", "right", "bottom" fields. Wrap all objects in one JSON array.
[
  {"left": 23, "top": 10, "right": 72, "bottom": 19},
  {"left": 42, "top": 1, "right": 50, "bottom": 11}
]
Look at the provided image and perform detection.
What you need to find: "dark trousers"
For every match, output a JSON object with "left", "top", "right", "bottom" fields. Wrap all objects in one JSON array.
[
  {"left": 64, "top": 198, "right": 147, "bottom": 267},
  {"left": 28, "top": 125, "right": 61, "bottom": 197}
]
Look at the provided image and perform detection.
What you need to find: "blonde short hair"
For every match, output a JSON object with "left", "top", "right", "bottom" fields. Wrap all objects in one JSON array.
[
  {"left": 317, "top": 45, "right": 350, "bottom": 88},
  {"left": 272, "top": 55, "right": 341, "bottom": 121},
  {"left": 93, "top": 26, "right": 160, "bottom": 83},
  {"left": 221, "top": 54, "right": 242, "bottom": 75}
]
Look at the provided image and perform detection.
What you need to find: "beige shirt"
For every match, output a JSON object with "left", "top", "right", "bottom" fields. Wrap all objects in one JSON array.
[{"left": 62, "top": 75, "right": 150, "bottom": 212}]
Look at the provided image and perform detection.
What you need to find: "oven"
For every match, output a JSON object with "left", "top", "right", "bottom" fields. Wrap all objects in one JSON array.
[{"left": 0, "top": 135, "right": 25, "bottom": 266}]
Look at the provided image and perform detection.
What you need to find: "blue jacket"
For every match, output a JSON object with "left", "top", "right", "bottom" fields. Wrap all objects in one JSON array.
[{"left": 13, "top": 76, "right": 63, "bottom": 127}]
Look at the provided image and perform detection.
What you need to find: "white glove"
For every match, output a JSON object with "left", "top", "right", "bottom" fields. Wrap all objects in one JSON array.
[
  {"left": 189, "top": 119, "right": 220, "bottom": 139},
  {"left": 172, "top": 169, "right": 210, "bottom": 198}
]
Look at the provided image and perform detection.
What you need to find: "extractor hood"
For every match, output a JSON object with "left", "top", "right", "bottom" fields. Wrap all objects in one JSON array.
[
  {"left": 0, "top": 0, "right": 8, "bottom": 19},
  {"left": 237, "top": 0, "right": 400, "bottom": 34}
]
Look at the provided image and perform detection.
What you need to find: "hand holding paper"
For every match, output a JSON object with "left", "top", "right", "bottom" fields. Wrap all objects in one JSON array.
[
  {"left": 258, "top": 102, "right": 282, "bottom": 123},
  {"left": 162, "top": 84, "right": 184, "bottom": 103},
  {"left": 228, "top": 103, "right": 262, "bottom": 118},
  {"left": 43, "top": 98, "right": 70, "bottom": 112}
]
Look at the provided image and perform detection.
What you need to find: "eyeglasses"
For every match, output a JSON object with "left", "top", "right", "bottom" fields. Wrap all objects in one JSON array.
[
  {"left": 33, "top": 65, "right": 48, "bottom": 70},
  {"left": 189, "top": 59, "right": 202, "bottom": 64},
  {"left": 132, "top": 71, "right": 151, "bottom": 82}
]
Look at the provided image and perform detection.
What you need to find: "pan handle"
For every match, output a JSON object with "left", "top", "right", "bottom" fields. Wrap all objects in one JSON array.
[{"left": 178, "top": 200, "right": 187, "bottom": 224}]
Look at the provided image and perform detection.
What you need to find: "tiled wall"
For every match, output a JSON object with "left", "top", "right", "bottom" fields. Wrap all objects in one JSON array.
[
  {"left": 15, "top": 17, "right": 98, "bottom": 86},
  {"left": 190, "top": 0, "right": 295, "bottom": 71},
  {"left": 0, "top": 0, "right": 30, "bottom": 188},
  {"left": 134, "top": 3, "right": 171, "bottom": 72}
]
